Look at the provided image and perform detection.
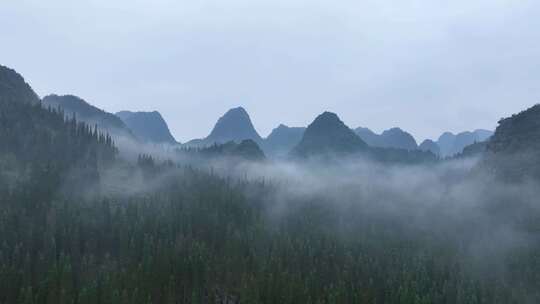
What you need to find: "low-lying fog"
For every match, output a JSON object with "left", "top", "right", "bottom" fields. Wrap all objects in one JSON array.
[{"left": 104, "top": 142, "right": 540, "bottom": 270}]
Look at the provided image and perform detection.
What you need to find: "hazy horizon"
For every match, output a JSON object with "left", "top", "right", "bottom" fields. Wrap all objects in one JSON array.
[{"left": 2, "top": 0, "right": 539, "bottom": 142}]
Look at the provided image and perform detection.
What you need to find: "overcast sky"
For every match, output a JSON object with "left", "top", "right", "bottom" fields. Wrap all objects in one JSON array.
[{"left": 1, "top": 0, "right": 539, "bottom": 142}]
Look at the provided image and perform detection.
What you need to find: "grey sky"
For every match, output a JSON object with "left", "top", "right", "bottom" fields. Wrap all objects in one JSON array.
[{"left": 2, "top": 0, "right": 539, "bottom": 142}]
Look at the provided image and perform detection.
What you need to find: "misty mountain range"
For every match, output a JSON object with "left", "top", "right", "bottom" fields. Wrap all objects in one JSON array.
[
  {"left": 3, "top": 63, "right": 540, "bottom": 303},
  {"left": 355, "top": 127, "right": 418, "bottom": 151},
  {"left": 262, "top": 124, "right": 306, "bottom": 158},
  {"left": 0, "top": 64, "right": 502, "bottom": 163},
  {"left": 179, "top": 105, "right": 491, "bottom": 159},
  {"left": 2, "top": 63, "right": 489, "bottom": 159},
  {"left": 436, "top": 129, "right": 493, "bottom": 157},
  {"left": 40, "top": 92, "right": 493, "bottom": 159}
]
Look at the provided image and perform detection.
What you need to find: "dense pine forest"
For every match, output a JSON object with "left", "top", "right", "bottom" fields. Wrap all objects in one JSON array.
[
  {"left": 0, "top": 91, "right": 117, "bottom": 196},
  {"left": 2, "top": 154, "right": 540, "bottom": 303},
  {"left": 2, "top": 64, "right": 540, "bottom": 304}
]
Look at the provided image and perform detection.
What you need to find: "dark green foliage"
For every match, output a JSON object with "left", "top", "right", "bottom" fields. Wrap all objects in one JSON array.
[
  {"left": 0, "top": 65, "right": 40, "bottom": 105},
  {"left": 488, "top": 104, "right": 540, "bottom": 154},
  {"left": 367, "top": 146, "right": 438, "bottom": 164},
  {"left": 0, "top": 65, "right": 116, "bottom": 195},
  {"left": 231, "top": 139, "right": 266, "bottom": 161},
  {"left": 42, "top": 94, "right": 135, "bottom": 140},
  {"left": 456, "top": 141, "right": 488, "bottom": 158},
  {"left": 0, "top": 96, "right": 117, "bottom": 196},
  {"left": 1, "top": 161, "right": 539, "bottom": 303},
  {"left": 179, "top": 139, "right": 266, "bottom": 161},
  {"left": 137, "top": 154, "right": 175, "bottom": 179},
  {"left": 485, "top": 104, "right": 540, "bottom": 180},
  {"left": 1, "top": 65, "right": 539, "bottom": 304}
]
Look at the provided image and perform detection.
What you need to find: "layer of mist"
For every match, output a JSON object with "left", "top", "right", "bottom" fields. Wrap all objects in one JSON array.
[{"left": 100, "top": 150, "right": 540, "bottom": 279}]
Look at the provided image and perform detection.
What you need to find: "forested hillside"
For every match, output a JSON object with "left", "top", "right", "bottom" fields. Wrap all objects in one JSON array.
[
  {"left": 485, "top": 104, "right": 540, "bottom": 180},
  {"left": 0, "top": 66, "right": 117, "bottom": 195},
  {"left": 1, "top": 65, "right": 540, "bottom": 304},
  {"left": 178, "top": 139, "right": 266, "bottom": 162},
  {"left": 0, "top": 65, "right": 40, "bottom": 105},
  {"left": 2, "top": 155, "right": 540, "bottom": 304},
  {"left": 42, "top": 94, "right": 135, "bottom": 141}
]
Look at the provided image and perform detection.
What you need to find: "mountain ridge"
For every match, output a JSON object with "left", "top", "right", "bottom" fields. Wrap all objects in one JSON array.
[
  {"left": 354, "top": 127, "right": 418, "bottom": 150},
  {"left": 291, "top": 112, "right": 368, "bottom": 158},
  {"left": 484, "top": 104, "right": 540, "bottom": 179},
  {"left": 436, "top": 129, "right": 493, "bottom": 157},
  {"left": 263, "top": 124, "right": 306, "bottom": 158},
  {"left": 116, "top": 110, "right": 177, "bottom": 144},
  {"left": 185, "top": 106, "right": 263, "bottom": 147},
  {"left": 0, "top": 64, "right": 40, "bottom": 105},
  {"left": 42, "top": 94, "right": 135, "bottom": 140}
]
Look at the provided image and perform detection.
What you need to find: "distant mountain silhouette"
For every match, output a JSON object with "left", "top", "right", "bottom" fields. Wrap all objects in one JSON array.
[
  {"left": 436, "top": 132, "right": 456, "bottom": 157},
  {"left": 263, "top": 124, "right": 305, "bottom": 158},
  {"left": 379, "top": 128, "right": 418, "bottom": 150},
  {"left": 291, "top": 112, "right": 367, "bottom": 157},
  {"left": 0, "top": 65, "right": 40, "bottom": 105},
  {"left": 355, "top": 127, "right": 418, "bottom": 150},
  {"left": 473, "top": 129, "right": 493, "bottom": 142},
  {"left": 436, "top": 129, "right": 493, "bottom": 157},
  {"left": 354, "top": 127, "right": 381, "bottom": 147},
  {"left": 293, "top": 112, "right": 437, "bottom": 163},
  {"left": 185, "top": 107, "right": 262, "bottom": 147},
  {"left": 353, "top": 125, "right": 491, "bottom": 157},
  {"left": 42, "top": 94, "right": 135, "bottom": 140},
  {"left": 184, "top": 138, "right": 205, "bottom": 147},
  {"left": 116, "top": 111, "right": 177, "bottom": 144},
  {"left": 485, "top": 104, "right": 540, "bottom": 180},
  {"left": 418, "top": 139, "right": 440, "bottom": 156}
]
